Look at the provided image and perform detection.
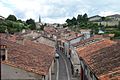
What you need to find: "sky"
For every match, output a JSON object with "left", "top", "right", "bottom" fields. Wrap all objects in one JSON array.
[{"left": 0, "top": 0, "right": 120, "bottom": 23}]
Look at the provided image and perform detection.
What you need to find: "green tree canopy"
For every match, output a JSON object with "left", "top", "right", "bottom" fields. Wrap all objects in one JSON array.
[
  {"left": 83, "top": 13, "right": 88, "bottom": 23},
  {"left": 66, "top": 19, "right": 72, "bottom": 26},
  {"left": 71, "top": 17, "right": 77, "bottom": 25},
  {"left": 6, "top": 15, "right": 17, "bottom": 21},
  {"left": 118, "top": 21, "right": 120, "bottom": 30},
  {"left": 17, "top": 19, "right": 23, "bottom": 23},
  {"left": 77, "top": 14, "right": 82, "bottom": 23},
  {"left": 26, "top": 18, "right": 36, "bottom": 30},
  {"left": 0, "top": 25, "right": 7, "bottom": 33}
]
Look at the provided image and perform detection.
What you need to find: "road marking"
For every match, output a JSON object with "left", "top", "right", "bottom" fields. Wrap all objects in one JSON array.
[
  {"left": 56, "top": 59, "right": 59, "bottom": 80},
  {"left": 59, "top": 53, "right": 70, "bottom": 80}
]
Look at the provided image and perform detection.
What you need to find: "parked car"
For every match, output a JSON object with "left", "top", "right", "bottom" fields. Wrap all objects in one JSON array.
[{"left": 55, "top": 53, "right": 59, "bottom": 58}]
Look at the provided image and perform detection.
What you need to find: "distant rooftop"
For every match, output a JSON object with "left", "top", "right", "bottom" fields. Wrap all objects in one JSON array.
[
  {"left": 89, "top": 15, "right": 101, "bottom": 19},
  {"left": 107, "top": 14, "right": 120, "bottom": 18}
]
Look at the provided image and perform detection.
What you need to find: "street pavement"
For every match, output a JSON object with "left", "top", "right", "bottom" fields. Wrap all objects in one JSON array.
[
  {"left": 51, "top": 49, "right": 79, "bottom": 80},
  {"left": 58, "top": 52, "right": 70, "bottom": 80}
]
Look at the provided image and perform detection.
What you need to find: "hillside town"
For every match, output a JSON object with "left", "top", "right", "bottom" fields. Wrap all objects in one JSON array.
[{"left": 0, "top": 13, "right": 120, "bottom": 80}]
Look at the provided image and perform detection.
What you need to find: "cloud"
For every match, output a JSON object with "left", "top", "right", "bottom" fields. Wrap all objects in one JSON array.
[
  {"left": 43, "top": 17, "right": 70, "bottom": 24},
  {"left": 0, "top": 0, "right": 120, "bottom": 23},
  {"left": 0, "top": 2, "right": 14, "bottom": 18},
  {"left": 99, "top": 11, "right": 120, "bottom": 16}
]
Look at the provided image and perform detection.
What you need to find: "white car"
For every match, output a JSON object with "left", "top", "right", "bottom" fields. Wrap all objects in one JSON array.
[{"left": 55, "top": 53, "right": 59, "bottom": 58}]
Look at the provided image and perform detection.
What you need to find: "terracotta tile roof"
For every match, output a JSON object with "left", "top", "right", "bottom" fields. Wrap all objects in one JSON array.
[
  {"left": 0, "top": 33, "right": 24, "bottom": 41},
  {"left": 76, "top": 39, "right": 120, "bottom": 79},
  {"left": 99, "top": 69, "right": 120, "bottom": 80},
  {"left": 76, "top": 39, "right": 115, "bottom": 59},
  {"left": 1, "top": 37, "right": 55, "bottom": 75},
  {"left": 0, "top": 33, "right": 6, "bottom": 38},
  {"left": 72, "top": 35, "right": 103, "bottom": 47},
  {"left": 103, "top": 34, "right": 115, "bottom": 37},
  {"left": 44, "top": 27, "right": 57, "bottom": 34},
  {"left": 24, "top": 40, "right": 54, "bottom": 54},
  {"left": 59, "top": 31, "right": 84, "bottom": 41},
  {"left": 90, "top": 42, "right": 120, "bottom": 78},
  {"left": 66, "top": 34, "right": 84, "bottom": 41}
]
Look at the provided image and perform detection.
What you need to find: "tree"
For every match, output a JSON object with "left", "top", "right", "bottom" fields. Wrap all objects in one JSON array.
[
  {"left": 83, "top": 13, "right": 88, "bottom": 23},
  {"left": 4, "top": 20, "right": 24, "bottom": 33},
  {"left": 26, "top": 19, "right": 36, "bottom": 30},
  {"left": 65, "top": 13, "right": 99, "bottom": 32},
  {"left": 118, "top": 21, "right": 120, "bottom": 30},
  {"left": 71, "top": 17, "right": 77, "bottom": 25},
  {"left": 0, "top": 25, "right": 6, "bottom": 33},
  {"left": 66, "top": 19, "right": 72, "bottom": 26},
  {"left": 17, "top": 19, "right": 23, "bottom": 23},
  {"left": 66, "top": 19, "right": 71, "bottom": 24},
  {"left": 40, "top": 25, "right": 44, "bottom": 30},
  {"left": 114, "top": 31, "right": 120, "bottom": 38},
  {"left": 77, "top": 14, "right": 82, "bottom": 23},
  {"left": 63, "top": 23, "right": 67, "bottom": 28},
  {"left": 83, "top": 13, "right": 88, "bottom": 18},
  {"left": 6, "top": 15, "right": 17, "bottom": 21},
  {"left": 101, "top": 17, "right": 105, "bottom": 21}
]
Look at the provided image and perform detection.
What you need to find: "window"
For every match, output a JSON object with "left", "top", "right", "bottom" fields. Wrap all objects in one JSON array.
[
  {"left": 1, "top": 55, "right": 5, "bottom": 61},
  {"left": 0, "top": 49, "right": 6, "bottom": 61}
]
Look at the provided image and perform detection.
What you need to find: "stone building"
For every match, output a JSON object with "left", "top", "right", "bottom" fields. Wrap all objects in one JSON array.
[{"left": 89, "top": 14, "right": 120, "bottom": 27}]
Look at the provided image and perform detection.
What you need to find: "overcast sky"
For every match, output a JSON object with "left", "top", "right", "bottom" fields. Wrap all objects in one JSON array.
[{"left": 0, "top": 0, "right": 120, "bottom": 23}]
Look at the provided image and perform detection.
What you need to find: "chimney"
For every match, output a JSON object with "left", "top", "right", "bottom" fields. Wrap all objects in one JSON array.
[{"left": 22, "top": 38, "right": 26, "bottom": 45}]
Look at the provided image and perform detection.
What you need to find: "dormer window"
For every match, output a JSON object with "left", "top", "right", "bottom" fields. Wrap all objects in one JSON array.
[{"left": 0, "top": 45, "right": 7, "bottom": 61}]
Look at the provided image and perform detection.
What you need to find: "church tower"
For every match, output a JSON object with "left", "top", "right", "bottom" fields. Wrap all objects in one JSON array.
[{"left": 39, "top": 15, "right": 41, "bottom": 23}]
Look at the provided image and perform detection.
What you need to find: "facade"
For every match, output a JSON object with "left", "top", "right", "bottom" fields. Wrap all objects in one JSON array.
[
  {"left": 93, "top": 21, "right": 119, "bottom": 27},
  {"left": 107, "top": 14, "right": 120, "bottom": 21},
  {"left": 80, "top": 29, "right": 92, "bottom": 39},
  {"left": 33, "top": 36, "right": 56, "bottom": 47},
  {"left": 69, "top": 35, "right": 103, "bottom": 77},
  {"left": 1, "top": 35, "right": 55, "bottom": 80},
  {"left": 36, "top": 22, "right": 43, "bottom": 29},
  {"left": 89, "top": 14, "right": 120, "bottom": 27},
  {"left": 57, "top": 31, "right": 84, "bottom": 57}
]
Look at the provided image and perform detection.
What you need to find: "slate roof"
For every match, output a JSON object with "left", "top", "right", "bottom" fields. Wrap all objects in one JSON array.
[{"left": 1, "top": 37, "right": 55, "bottom": 75}]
